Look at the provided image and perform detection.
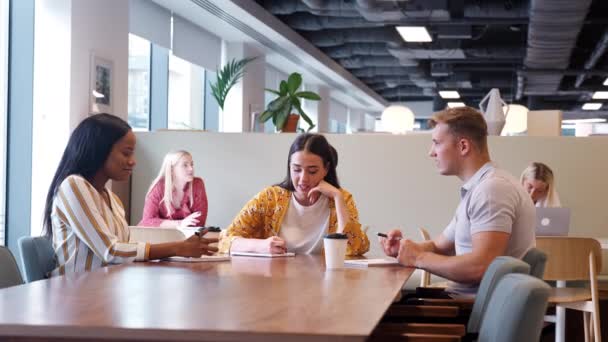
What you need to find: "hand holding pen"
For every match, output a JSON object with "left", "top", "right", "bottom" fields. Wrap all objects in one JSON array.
[
  {"left": 261, "top": 235, "right": 287, "bottom": 254},
  {"left": 377, "top": 229, "right": 403, "bottom": 258}
]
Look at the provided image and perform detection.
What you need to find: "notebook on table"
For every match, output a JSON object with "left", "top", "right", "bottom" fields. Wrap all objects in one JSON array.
[
  {"left": 344, "top": 258, "right": 399, "bottom": 268},
  {"left": 164, "top": 255, "right": 231, "bottom": 263},
  {"left": 535, "top": 207, "right": 571, "bottom": 236},
  {"left": 230, "top": 251, "right": 295, "bottom": 258}
]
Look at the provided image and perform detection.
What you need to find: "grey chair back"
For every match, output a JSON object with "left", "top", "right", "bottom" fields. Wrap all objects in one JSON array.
[
  {"left": 467, "top": 256, "right": 530, "bottom": 333},
  {"left": 0, "top": 246, "right": 24, "bottom": 289},
  {"left": 478, "top": 273, "right": 550, "bottom": 342},
  {"left": 18, "top": 236, "right": 57, "bottom": 283},
  {"left": 522, "top": 247, "right": 548, "bottom": 279}
]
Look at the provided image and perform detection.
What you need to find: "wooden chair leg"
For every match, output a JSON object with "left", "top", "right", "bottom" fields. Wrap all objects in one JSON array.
[
  {"left": 584, "top": 312, "right": 590, "bottom": 342},
  {"left": 589, "top": 253, "right": 602, "bottom": 342},
  {"left": 589, "top": 315, "right": 595, "bottom": 342}
]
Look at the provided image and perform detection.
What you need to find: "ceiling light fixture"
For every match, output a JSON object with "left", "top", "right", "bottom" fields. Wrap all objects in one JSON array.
[
  {"left": 604, "top": 78, "right": 608, "bottom": 86},
  {"left": 592, "top": 91, "right": 608, "bottom": 99},
  {"left": 562, "top": 118, "right": 607, "bottom": 124},
  {"left": 396, "top": 26, "right": 432, "bottom": 42},
  {"left": 582, "top": 103, "right": 603, "bottom": 110},
  {"left": 447, "top": 102, "right": 466, "bottom": 108},
  {"left": 502, "top": 104, "right": 529, "bottom": 135},
  {"left": 381, "top": 105, "right": 415, "bottom": 134},
  {"left": 439, "top": 90, "right": 460, "bottom": 99},
  {"left": 92, "top": 90, "right": 105, "bottom": 98}
]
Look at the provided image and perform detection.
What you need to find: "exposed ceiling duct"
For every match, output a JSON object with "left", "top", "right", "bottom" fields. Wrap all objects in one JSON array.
[
  {"left": 337, "top": 56, "right": 418, "bottom": 68},
  {"left": 377, "top": 86, "right": 436, "bottom": 98},
  {"left": 574, "top": 29, "right": 608, "bottom": 88},
  {"left": 388, "top": 45, "right": 525, "bottom": 60},
  {"left": 302, "top": 27, "right": 402, "bottom": 47},
  {"left": 523, "top": 0, "right": 592, "bottom": 93},
  {"left": 256, "top": 0, "right": 608, "bottom": 119},
  {"left": 389, "top": 47, "right": 466, "bottom": 60},
  {"left": 322, "top": 43, "right": 392, "bottom": 58},
  {"left": 350, "top": 66, "right": 422, "bottom": 78},
  {"left": 265, "top": 0, "right": 529, "bottom": 20},
  {"left": 283, "top": 13, "right": 383, "bottom": 30},
  {"left": 260, "top": 0, "right": 360, "bottom": 17}
]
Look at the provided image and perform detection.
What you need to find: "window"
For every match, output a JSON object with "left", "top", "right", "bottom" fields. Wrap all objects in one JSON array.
[
  {"left": 128, "top": 33, "right": 151, "bottom": 131},
  {"left": 168, "top": 53, "right": 205, "bottom": 129},
  {"left": 0, "top": 0, "right": 9, "bottom": 245},
  {"left": 203, "top": 69, "right": 219, "bottom": 131}
]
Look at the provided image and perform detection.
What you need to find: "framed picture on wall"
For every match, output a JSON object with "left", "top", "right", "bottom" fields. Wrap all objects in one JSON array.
[{"left": 89, "top": 53, "right": 113, "bottom": 114}]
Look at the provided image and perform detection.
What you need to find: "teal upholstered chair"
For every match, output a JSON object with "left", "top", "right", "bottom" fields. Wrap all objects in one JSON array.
[
  {"left": 522, "top": 247, "right": 548, "bottom": 279},
  {"left": 466, "top": 256, "right": 531, "bottom": 333},
  {"left": 18, "top": 236, "right": 56, "bottom": 283},
  {"left": 377, "top": 256, "right": 532, "bottom": 340},
  {"left": 478, "top": 273, "right": 550, "bottom": 342},
  {"left": 0, "top": 246, "right": 24, "bottom": 289}
]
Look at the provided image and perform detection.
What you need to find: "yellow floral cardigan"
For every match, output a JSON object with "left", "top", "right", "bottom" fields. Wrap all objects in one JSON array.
[{"left": 218, "top": 186, "right": 370, "bottom": 256}]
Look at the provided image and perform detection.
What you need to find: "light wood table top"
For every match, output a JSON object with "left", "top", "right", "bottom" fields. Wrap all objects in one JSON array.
[{"left": 0, "top": 255, "right": 413, "bottom": 341}]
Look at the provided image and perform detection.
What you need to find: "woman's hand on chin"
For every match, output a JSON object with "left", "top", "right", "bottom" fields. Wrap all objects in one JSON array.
[{"left": 307, "top": 180, "right": 341, "bottom": 203}]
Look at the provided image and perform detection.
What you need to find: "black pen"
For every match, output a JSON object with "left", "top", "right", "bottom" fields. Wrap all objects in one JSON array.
[{"left": 377, "top": 232, "right": 402, "bottom": 240}]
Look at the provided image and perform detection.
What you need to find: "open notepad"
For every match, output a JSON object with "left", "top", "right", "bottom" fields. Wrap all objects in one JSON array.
[
  {"left": 344, "top": 258, "right": 399, "bottom": 267},
  {"left": 230, "top": 251, "right": 295, "bottom": 258},
  {"left": 164, "top": 255, "right": 231, "bottom": 263}
]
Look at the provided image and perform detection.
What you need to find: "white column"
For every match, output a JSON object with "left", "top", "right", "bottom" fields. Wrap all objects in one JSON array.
[
  {"left": 221, "top": 42, "right": 265, "bottom": 132},
  {"left": 316, "top": 86, "right": 330, "bottom": 133},
  {"left": 365, "top": 114, "right": 377, "bottom": 131},
  {"left": 71, "top": 0, "right": 131, "bottom": 215},
  {"left": 31, "top": 0, "right": 72, "bottom": 234},
  {"left": 348, "top": 109, "right": 365, "bottom": 133},
  {"left": 70, "top": 0, "right": 129, "bottom": 127}
]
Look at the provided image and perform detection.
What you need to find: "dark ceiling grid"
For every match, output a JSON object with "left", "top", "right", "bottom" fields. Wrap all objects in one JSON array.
[{"left": 257, "top": 0, "right": 608, "bottom": 119}]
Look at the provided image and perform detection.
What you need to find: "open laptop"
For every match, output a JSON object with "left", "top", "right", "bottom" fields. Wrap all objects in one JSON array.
[
  {"left": 129, "top": 226, "right": 186, "bottom": 243},
  {"left": 535, "top": 207, "right": 571, "bottom": 236}
]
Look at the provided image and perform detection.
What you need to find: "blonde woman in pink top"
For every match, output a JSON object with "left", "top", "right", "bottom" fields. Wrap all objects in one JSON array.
[{"left": 138, "top": 150, "right": 208, "bottom": 227}]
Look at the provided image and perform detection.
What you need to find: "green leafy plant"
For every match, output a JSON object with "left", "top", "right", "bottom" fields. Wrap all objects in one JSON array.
[
  {"left": 210, "top": 57, "right": 256, "bottom": 110},
  {"left": 259, "top": 72, "right": 321, "bottom": 132}
]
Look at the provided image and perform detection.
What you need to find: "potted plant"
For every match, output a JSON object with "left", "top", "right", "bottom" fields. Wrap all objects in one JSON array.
[
  {"left": 258, "top": 72, "right": 321, "bottom": 132},
  {"left": 210, "top": 57, "right": 256, "bottom": 110}
]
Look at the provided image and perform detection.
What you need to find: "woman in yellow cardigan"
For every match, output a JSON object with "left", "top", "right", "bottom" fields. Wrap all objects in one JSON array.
[{"left": 219, "top": 133, "right": 369, "bottom": 256}]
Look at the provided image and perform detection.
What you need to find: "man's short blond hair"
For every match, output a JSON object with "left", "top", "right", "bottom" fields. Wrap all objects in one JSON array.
[{"left": 428, "top": 106, "right": 488, "bottom": 152}]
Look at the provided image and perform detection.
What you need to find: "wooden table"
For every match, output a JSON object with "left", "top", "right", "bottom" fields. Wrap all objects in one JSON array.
[{"left": 0, "top": 255, "right": 413, "bottom": 341}]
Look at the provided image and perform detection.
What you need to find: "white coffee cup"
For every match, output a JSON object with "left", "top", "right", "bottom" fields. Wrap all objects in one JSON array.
[
  {"left": 202, "top": 228, "right": 221, "bottom": 249},
  {"left": 324, "top": 233, "right": 348, "bottom": 269}
]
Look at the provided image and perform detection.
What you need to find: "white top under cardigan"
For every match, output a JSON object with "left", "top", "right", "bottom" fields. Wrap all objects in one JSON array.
[{"left": 279, "top": 194, "right": 330, "bottom": 254}]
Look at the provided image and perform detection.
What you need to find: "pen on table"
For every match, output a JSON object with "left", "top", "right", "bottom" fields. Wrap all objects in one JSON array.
[{"left": 377, "top": 232, "right": 402, "bottom": 240}]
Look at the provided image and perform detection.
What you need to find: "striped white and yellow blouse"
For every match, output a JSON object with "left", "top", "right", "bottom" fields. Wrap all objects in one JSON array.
[{"left": 50, "top": 175, "right": 150, "bottom": 276}]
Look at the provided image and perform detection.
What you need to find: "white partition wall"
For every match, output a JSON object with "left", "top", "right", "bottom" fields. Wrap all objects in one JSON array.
[{"left": 131, "top": 133, "right": 608, "bottom": 255}]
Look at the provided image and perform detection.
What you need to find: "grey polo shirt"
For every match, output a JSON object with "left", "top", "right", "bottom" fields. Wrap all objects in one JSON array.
[{"left": 443, "top": 162, "right": 536, "bottom": 294}]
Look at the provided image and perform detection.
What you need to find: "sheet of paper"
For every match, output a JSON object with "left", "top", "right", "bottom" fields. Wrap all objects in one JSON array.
[
  {"left": 230, "top": 251, "right": 295, "bottom": 258},
  {"left": 344, "top": 258, "right": 399, "bottom": 267},
  {"left": 165, "top": 255, "right": 231, "bottom": 262}
]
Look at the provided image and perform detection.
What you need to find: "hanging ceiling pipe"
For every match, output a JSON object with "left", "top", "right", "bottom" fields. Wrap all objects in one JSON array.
[{"left": 574, "top": 29, "right": 608, "bottom": 88}]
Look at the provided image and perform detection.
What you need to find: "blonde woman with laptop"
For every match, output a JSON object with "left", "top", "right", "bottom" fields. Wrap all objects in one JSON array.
[
  {"left": 138, "top": 150, "right": 208, "bottom": 227},
  {"left": 218, "top": 133, "right": 369, "bottom": 256},
  {"left": 42, "top": 114, "right": 217, "bottom": 276},
  {"left": 520, "top": 162, "right": 561, "bottom": 207}
]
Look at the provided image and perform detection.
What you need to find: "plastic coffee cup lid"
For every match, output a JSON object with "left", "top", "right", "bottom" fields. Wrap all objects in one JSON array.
[{"left": 324, "top": 233, "right": 347, "bottom": 239}]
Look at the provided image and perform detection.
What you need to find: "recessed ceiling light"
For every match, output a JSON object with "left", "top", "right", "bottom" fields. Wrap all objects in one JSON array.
[
  {"left": 592, "top": 91, "right": 608, "bottom": 99},
  {"left": 582, "top": 103, "right": 602, "bottom": 110},
  {"left": 447, "top": 102, "right": 466, "bottom": 108},
  {"left": 439, "top": 90, "right": 460, "bottom": 99},
  {"left": 396, "top": 26, "right": 432, "bottom": 42},
  {"left": 562, "top": 118, "right": 607, "bottom": 124},
  {"left": 604, "top": 78, "right": 608, "bottom": 86}
]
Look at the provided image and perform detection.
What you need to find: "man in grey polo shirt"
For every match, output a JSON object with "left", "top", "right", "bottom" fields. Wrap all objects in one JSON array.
[{"left": 380, "top": 106, "right": 535, "bottom": 294}]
